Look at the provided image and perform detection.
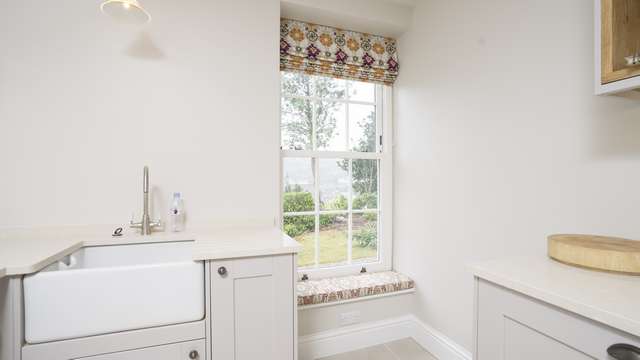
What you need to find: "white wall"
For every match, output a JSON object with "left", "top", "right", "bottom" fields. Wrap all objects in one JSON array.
[
  {"left": 298, "top": 294, "right": 415, "bottom": 336},
  {"left": 394, "top": 0, "right": 640, "bottom": 352},
  {"left": 281, "top": 0, "right": 414, "bottom": 38},
  {"left": 0, "top": 0, "right": 280, "bottom": 228}
]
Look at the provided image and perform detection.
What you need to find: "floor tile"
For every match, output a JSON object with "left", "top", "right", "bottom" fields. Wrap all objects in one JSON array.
[
  {"left": 385, "top": 338, "right": 437, "bottom": 360},
  {"left": 318, "top": 344, "right": 397, "bottom": 360}
]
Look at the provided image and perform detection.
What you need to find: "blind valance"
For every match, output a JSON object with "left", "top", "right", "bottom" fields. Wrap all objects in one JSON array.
[{"left": 280, "top": 19, "right": 399, "bottom": 85}]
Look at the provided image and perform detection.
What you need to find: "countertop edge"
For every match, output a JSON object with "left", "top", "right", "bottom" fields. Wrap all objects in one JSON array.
[
  {"left": 192, "top": 245, "right": 302, "bottom": 261},
  {"left": 0, "top": 227, "right": 301, "bottom": 278},
  {"left": 470, "top": 262, "right": 640, "bottom": 338},
  {"left": 5, "top": 242, "right": 85, "bottom": 277}
]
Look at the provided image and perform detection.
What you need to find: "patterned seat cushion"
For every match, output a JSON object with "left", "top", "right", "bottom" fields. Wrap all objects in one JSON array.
[{"left": 297, "top": 271, "right": 415, "bottom": 306}]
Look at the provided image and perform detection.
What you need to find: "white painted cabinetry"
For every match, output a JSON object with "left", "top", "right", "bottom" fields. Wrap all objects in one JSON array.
[
  {"left": 210, "top": 255, "right": 296, "bottom": 360},
  {"left": 474, "top": 279, "right": 640, "bottom": 359},
  {"left": 0, "top": 229, "right": 300, "bottom": 360},
  {"left": 78, "top": 340, "right": 205, "bottom": 360}
]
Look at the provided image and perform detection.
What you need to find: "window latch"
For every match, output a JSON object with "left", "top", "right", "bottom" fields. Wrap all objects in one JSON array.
[
  {"left": 360, "top": 266, "right": 367, "bottom": 274},
  {"left": 301, "top": 274, "right": 309, "bottom": 281}
]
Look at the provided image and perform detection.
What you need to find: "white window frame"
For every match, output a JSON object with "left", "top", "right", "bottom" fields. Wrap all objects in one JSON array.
[{"left": 278, "top": 72, "right": 393, "bottom": 279}]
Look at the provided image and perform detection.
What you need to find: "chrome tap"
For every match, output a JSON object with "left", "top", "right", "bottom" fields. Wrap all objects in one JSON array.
[{"left": 130, "top": 166, "right": 162, "bottom": 235}]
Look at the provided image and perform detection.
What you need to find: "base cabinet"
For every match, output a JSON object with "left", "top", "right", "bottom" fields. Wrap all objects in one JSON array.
[
  {"left": 210, "top": 255, "right": 295, "bottom": 360},
  {"left": 474, "top": 279, "right": 640, "bottom": 359},
  {"left": 14, "top": 253, "right": 297, "bottom": 360},
  {"left": 78, "top": 340, "right": 205, "bottom": 360}
]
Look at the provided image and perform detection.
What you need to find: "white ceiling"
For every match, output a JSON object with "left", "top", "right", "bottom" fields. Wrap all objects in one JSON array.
[{"left": 280, "top": 0, "right": 416, "bottom": 38}]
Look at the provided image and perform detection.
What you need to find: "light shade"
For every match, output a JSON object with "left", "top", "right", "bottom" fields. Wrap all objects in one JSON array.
[{"left": 100, "top": 0, "right": 151, "bottom": 25}]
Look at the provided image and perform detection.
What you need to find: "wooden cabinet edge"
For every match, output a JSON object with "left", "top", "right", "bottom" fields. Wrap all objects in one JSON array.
[{"left": 595, "top": 0, "right": 640, "bottom": 94}]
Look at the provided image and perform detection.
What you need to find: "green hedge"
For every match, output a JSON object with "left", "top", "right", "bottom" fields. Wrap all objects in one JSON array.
[
  {"left": 283, "top": 191, "right": 377, "bottom": 240},
  {"left": 353, "top": 193, "right": 377, "bottom": 209},
  {"left": 283, "top": 191, "right": 314, "bottom": 237},
  {"left": 354, "top": 223, "right": 377, "bottom": 248},
  {"left": 283, "top": 191, "right": 314, "bottom": 213}
]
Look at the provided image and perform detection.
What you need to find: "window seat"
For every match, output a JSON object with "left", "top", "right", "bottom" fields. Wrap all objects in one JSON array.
[{"left": 297, "top": 271, "right": 415, "bottom": 309}]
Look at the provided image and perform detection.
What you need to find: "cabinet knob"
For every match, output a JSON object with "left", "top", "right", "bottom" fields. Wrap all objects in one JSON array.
[
  {"left": 188, "top": 350, "right": 199, "bottom": 359},
  {"left": 217, "top": 266, "right": 227, "bottom": 276},
  {"left": 607, "top": 344, "right": 640, "bottom": 360}
]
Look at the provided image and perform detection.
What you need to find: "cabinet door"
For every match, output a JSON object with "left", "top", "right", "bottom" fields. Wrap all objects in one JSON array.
[
  {"left": 210, "top": 255, "right": 294, "bottom": 360},
  {"left": 77, "top": 339, "right": 205, "bottom": 360},
  {"left": 475, "top": 279, "right": 640, "bottom": 359}
]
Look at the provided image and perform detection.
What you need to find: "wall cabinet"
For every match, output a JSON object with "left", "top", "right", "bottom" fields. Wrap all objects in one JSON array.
[
  {"left": 474, "top": 279, "right": 640, "bottom": 359},
  {"left": 210, "top": 255, "right": 296, "bottom": 360},
  {"left": 596, "top": 0, "right": 640, "bottom": 94}
]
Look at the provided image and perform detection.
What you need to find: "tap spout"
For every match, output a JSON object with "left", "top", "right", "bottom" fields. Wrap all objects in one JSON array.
[
  {"left": 143, "top": 166, "right": 149, "bottom": 193},
  {"left": 130, "top": 165, "right": 162, "bottom": 235}
]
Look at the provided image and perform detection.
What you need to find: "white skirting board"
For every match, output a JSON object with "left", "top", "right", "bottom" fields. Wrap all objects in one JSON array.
[{"left": 298, "top": 315, "right": 471, "bottom": 360}]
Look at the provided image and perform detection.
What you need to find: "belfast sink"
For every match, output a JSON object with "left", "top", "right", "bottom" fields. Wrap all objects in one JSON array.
[{"left": 23, "top": 241, "right": 205, "bottom": 344}]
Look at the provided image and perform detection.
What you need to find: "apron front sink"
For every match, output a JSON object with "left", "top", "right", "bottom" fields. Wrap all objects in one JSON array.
[{"left": 23, "top": 241, "right": 204, "bottom": 344}]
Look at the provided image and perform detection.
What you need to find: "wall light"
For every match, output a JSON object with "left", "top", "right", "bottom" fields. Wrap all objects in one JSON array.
[{"left": 100, "top": 0, "right": 151, "bottom": 25}]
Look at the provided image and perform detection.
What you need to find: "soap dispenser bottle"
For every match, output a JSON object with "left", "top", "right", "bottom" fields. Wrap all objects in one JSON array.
[{"left": 169, "top": 192, "right": 185, "bottom": 232}]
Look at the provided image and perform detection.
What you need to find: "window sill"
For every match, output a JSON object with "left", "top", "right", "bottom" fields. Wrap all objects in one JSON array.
[{"left": 297, "top": 271, "right": 415, "bottom": 310}]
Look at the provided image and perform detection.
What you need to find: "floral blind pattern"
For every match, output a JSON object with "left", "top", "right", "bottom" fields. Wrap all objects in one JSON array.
[{"left": 280, "top": 19, "right": 399, "bottom": 85}]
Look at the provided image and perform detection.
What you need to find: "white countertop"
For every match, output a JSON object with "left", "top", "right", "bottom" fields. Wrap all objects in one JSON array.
[
  {"left": 0, "top": 225, "right": 301, "bottom": 278},
  {"left": 470, "top": 257, "right": 640, "bottom": 338}
]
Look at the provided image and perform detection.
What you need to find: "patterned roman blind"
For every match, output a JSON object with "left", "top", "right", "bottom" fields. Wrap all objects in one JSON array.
[{"left": 280, "top": 18, "right": 399, "bottom": 85}]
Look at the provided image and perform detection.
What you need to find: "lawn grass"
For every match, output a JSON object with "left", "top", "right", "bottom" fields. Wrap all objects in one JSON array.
[{"left": 295, "top": 229, "right": 377, "bottom": 267}]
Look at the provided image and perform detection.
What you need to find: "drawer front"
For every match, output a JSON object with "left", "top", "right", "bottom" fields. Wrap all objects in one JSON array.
[
  {"left": 476, "top": 279, "right": 640, "bottom": 360},
  {"left": 77, "top": 339, "right": 205, "bottom": 360}
]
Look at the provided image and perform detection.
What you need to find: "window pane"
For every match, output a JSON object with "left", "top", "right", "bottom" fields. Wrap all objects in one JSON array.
[
  {"left": 281, "top": 71, "right": 314, "bottom": 97},
  {"left": 314, "top": 75, "right": 346, "bottom": 99},
  {"left": 283, "top": 158, "right": 315, "bottom": 212},
  {"left": 319, "top": 159, "right": 348, "bottom": 211},
  {"left": 352, "top": 213, "right": 378, "bottom": 262},
  {"left": 352, "top": 159, "right": 378, "bottom": 210},
  {"left": 348, "top": 104, "right": 376, "bottom": 152},
  {"left": 319, "top": 213, "right": 348, "bottom": 266},
  {"left": 281, "top": 97, "right": 313, "bottom": 150},
  {"left": 348, "top": 80, "right": 375, "bottom": 102},
  {"left": 284, "top": 215, "right": 316, "bottom": 268},
  {"left": 316, "top": 101, "right": 346, "bottom": 151}
]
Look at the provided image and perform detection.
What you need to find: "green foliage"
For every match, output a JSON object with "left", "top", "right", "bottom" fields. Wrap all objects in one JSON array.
[
  {"left": 320, "top": 194, "right": 348, "bottom": 225},
  {"left": 353, "top": 223, "right": 377, "bottom": 248},
  {"left": 323, "top": 194, "right": 347, "bottom": 210},
  {"left": 284, "top": 183, "right": 304, "bottom": 193},
  {"left": 338, "top": 112, "right": 378, "bottom": 196},
  {"left": 281, "top": 73, "right": 346, "bottom": 150},
  {"left": 283, "top": 191, "right": 313, "bottom": 213},
  {"left": 284, "top": 219, "right": 314, "bottom": 238},
  {"left": 351, "top": 158, "right": 377, "bottom": 195},
  {"left": 319, "top": 214, "right": 336, "bottom": 226},
  {"left": 283, "top": 191, "right": 314, "bottom": 237},
  {"left": 363, "top": 212, "right": 377, "bottom": 222},
  {"left": 353, "top": 112, "right": 377, "bottom": 153},
  {"left": 353, "top": 193, "right": 377, "bottom": 209}
]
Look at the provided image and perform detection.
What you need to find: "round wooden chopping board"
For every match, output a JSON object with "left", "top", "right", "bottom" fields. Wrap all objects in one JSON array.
[{"left": 548, "top": 234, "right": 640, "bottom": 275}]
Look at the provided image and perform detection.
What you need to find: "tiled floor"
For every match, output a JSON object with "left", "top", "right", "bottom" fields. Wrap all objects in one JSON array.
[{"left": 318, "top": 338, "right": 437, "bottom": 360}]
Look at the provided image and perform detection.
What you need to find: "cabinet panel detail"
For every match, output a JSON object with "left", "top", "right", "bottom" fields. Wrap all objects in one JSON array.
[
  {"left": 503, "top": 317, "right": 592, "bottom": 360},
  {"left": 210, "top": 255, "right": 294, "bottom": 360},
  {"left": 475, "top": 279, "right": 640, "bottom": 359},
  {"left": 77, "top": 339, "right": 205, "bottom": 360}
]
